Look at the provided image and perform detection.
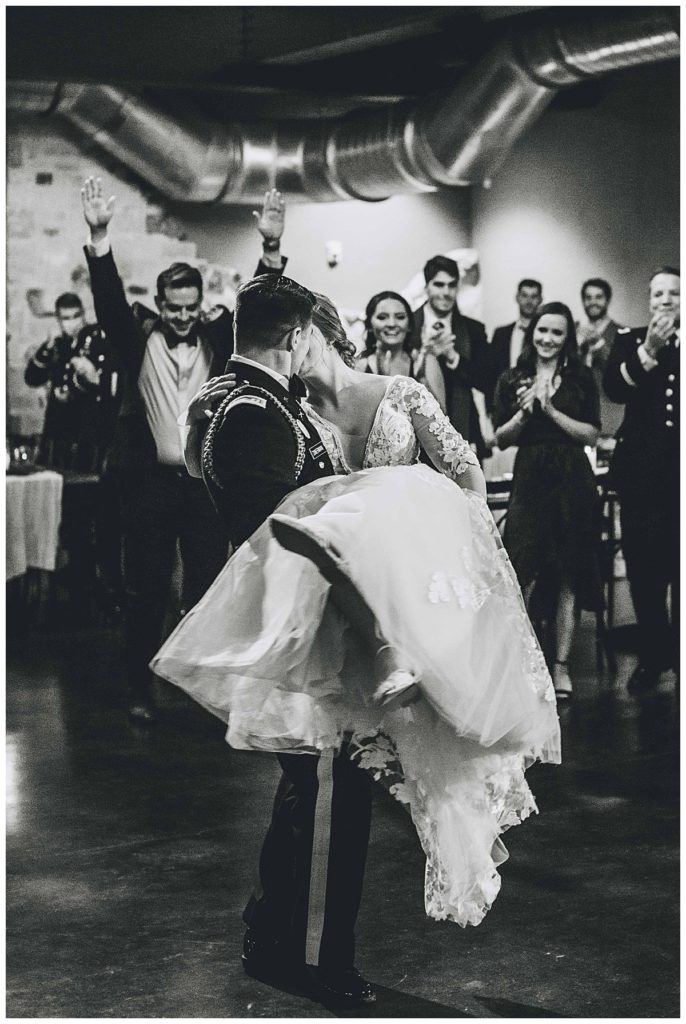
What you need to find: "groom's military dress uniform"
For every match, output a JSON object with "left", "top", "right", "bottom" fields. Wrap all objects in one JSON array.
[{"left": 203, "top": 357, "right": 372, "bottom": 974}]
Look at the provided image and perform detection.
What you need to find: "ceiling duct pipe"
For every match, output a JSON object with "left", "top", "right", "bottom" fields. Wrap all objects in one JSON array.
[{"left": 7, "top": 8, "right": 679, "bottom": 204}]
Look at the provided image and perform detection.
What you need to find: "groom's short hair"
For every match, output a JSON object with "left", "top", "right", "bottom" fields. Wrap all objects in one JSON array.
[{"left": 234, "top": 274, "right": 316, "bottom": 350}]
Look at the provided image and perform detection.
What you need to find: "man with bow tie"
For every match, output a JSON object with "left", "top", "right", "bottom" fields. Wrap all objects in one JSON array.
[
  {"left": 81, "top": 176, "right": 287, "bottom": 722},
  {"left": 603, "top": 267, "right": 680, "bottom": 696}
]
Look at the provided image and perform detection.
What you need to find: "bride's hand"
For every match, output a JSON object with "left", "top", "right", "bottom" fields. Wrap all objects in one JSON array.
[{"left": 186, "top": 373, "right": 238, "bottom": 423}]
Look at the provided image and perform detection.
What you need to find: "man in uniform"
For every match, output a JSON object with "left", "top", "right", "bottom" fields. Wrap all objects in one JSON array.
[
  {"left": 188, "top": 273, "right": 375, "bottom": 1008},
  {"left": 81, "top": 176, "right": 286, "bottom": 721},
  {"left": 603, "top": 267, "right": 680, "bottom": 695},
  {"left": 25, "top": 292, "right": 119, "bottom": 471}
]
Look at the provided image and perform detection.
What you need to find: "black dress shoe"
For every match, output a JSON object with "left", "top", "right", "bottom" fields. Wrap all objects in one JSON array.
[
  {"left": 309, "top": 966, "right": 376, "bottom": 1006},
  {"left": 626, "top": 665, "right": 660, "bottom": 696},
  {"left": 241, "top": 931, "right": 300, "bottom": 985}
]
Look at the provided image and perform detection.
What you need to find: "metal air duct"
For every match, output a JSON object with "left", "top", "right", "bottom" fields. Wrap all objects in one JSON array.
[{"left": 7, "top": 8, "right": 679, "bottom": 204}]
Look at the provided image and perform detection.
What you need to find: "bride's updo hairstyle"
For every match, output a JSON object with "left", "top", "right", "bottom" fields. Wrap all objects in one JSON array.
[{"left": 312, "top": 292, "right": 358, "bottom": 368}]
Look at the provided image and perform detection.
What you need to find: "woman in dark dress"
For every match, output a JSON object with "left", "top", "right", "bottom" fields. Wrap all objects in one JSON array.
[{"left": 493, "top": 302, "right": 603, "bottom": 702}]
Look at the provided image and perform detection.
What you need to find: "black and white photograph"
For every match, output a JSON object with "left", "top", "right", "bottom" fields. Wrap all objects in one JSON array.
[{"left": 5, "top": 5, "right": 680, "bottom": 1019}]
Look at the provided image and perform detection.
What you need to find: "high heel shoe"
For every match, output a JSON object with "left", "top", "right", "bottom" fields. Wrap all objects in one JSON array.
[
  {"left": 372, "top": 670, "right": 420, "bottom": 711},
  {"left": 553, "top": 660, "right": 573, "bottom": 703}
]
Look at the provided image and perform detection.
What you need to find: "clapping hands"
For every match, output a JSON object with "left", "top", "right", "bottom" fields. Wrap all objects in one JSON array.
[
  {"left": 515, "top": 379, "right": 536, "bottom": 416},
  {"left": 645, "top": 312, "right": 676, "bottom": 358},
  {"left": 422, "top": 321, "right": 457, "bottom": 359}
]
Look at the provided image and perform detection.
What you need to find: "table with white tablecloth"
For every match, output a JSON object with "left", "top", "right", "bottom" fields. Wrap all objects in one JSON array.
[{"left": 6, "top": 471, "right": 64, "bottom": 581}]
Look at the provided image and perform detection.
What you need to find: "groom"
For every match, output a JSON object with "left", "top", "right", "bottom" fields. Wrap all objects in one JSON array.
[{"left": 188, "top": 273, "right": 375, "bottom": 1007}]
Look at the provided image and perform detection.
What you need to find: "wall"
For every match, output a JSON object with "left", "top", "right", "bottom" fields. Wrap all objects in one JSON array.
[
  {"left": 175, "top": 189, "right": 471, "bottom": 314},
  {"left": 472, "top": 63, "right": 680, "bottom": 334}
]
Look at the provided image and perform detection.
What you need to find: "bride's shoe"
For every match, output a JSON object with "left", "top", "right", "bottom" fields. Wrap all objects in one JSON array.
[
  {"left": 372, "top": 670, "right": 420, "bottom": 711},
  {"left": 271, "top": 514, "right": 344, "bottom": 583},
  {"left": 553, "top": 660, "right": 573, "bottom": 703}
]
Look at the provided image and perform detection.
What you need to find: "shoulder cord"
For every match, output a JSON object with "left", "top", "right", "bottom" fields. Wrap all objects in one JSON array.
[{"left": 201, "top": 384, "right": 307, "bottom": 491}]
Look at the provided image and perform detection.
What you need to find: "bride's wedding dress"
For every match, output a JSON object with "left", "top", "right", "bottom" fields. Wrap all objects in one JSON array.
[{"left": 152, "top": 376, "right": 560, "bottom": 927}]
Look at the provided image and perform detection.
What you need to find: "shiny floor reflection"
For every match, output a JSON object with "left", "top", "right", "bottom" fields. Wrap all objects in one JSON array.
[{"left": 6, "top": 617, "right": 679, "bottom": 1018}]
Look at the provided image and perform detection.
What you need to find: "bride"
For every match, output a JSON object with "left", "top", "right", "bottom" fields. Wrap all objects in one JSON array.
[{"left": 152, "top": 292, "right": 560, "bottom": 928}]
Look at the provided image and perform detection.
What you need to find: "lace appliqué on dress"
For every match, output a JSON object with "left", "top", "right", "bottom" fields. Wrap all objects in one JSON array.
[{"left": 396, "top": 377, "right": 481, "bottom": 480}]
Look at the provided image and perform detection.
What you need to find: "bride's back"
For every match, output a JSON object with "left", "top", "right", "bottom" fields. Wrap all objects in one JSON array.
[{"left": 316, "top": 371, "right": 394, "bottom": 472}]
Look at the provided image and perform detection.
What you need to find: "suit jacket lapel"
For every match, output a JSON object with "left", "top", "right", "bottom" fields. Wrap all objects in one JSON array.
[{"left": 451, "top": 309, "right": 471, "bottom": 361}]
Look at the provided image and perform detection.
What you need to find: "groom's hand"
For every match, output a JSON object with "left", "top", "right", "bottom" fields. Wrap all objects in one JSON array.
[{"left": 186, "top": 373, "right": 238, "bottom": 424}]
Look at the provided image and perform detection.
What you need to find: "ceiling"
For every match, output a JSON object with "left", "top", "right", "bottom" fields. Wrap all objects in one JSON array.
[{"left": 6, "top": 5, "right": 653, "bottom": 122}]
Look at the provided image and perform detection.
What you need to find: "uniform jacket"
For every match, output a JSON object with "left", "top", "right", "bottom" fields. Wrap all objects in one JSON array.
[
  {"left": 25, "top": 323, "right": 120, "bottom": 471},
  {"left": 202, "top": 359, "right": 334, "bottom": 547},
  {"left": 603, "top": 325, "right": 679, "bottom": 499},
  {"left": 409, "top": 304, "right": 490, "bottom": 456},
  {"left": 84, "top": 246, "right": 282, "bottom": 474}
]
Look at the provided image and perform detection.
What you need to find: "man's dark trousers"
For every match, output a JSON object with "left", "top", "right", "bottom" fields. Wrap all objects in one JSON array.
[
  {"left": 122, "top": 465, "right": 230, "bottom": 704},
  {"left": 244, "top": 745, "right": 372, "bottom": 969}
]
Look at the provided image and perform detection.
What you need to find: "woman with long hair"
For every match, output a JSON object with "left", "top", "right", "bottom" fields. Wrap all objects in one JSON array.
[
  {"left": 356, "top": 290, "right": 446, "bottom": 408},
  {"left": 493, "top": 301, "right": 603, "bottom": 701}
]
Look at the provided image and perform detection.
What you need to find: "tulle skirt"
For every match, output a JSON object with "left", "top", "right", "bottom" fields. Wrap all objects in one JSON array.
[{"left": 152, "top": 464, "right": 560, "bottom": 926}]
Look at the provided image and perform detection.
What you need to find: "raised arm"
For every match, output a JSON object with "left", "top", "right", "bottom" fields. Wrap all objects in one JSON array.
[
  {"left": 80, "top": 176, "right": 140, "bottom": 359},
  {"left": 400, "top": 379, "right": 487, "bottom": 498},
  {"left": 252, "top": 189, "right": 288, "bottom": 276}
]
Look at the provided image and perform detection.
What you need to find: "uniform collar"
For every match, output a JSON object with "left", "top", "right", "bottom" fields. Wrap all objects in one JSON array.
[{"left": 231, "top": 353, "right": 290, "bottom": 389}]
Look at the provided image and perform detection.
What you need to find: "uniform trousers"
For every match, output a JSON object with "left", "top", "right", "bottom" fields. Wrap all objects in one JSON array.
[
  {"left": 620, "top": 487, "right": 679, "bottom": 675},
  {"left": 244, "top": 746, "right": 372, "bottom": 970},
  {"left": 121, "top": 464, "right": 230, "bottom": 703}
]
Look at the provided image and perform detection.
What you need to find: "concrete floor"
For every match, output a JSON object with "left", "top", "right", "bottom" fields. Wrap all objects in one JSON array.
[{"left": 6, "top": 617, "right": 679, "bottom": 1018}]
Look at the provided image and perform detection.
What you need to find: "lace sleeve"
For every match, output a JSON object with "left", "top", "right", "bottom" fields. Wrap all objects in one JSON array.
[{"left": 399, "top": 379, "right": 486, "bottom": 492}]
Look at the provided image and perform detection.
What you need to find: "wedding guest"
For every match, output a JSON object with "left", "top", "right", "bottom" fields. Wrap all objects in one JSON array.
[
  {"left": 409, "top": 256, "right": 492, "bottom": 459},
  {"left": 577, "top": 278, "right": 624, "bottom": 437},
  {"left": 603, "top": 267, "right": 680, "bottom": 695},
  {"left": 356, "top": 291, "right": 446, "bottom": 406},
  {"left": 494, "top": 302, "right": 603, "bottom": 702}
]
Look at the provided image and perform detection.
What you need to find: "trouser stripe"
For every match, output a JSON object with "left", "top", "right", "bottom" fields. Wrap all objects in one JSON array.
[{"left": 305, "top": 749, "right": 335, "bottom": 966}]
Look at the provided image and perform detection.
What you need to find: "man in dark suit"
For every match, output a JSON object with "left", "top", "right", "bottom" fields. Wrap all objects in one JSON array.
[
  {"left": 80, "top": 175, "right": 286, "bottom": 721},
  {"left": 189, "top": 274, "right": 375, "bottom": 1008},
  {"left": 577, "top": 278, "right": 624, "bottom": 437},
  {"left": 409, "top": 255, "right": 491, "bottom": 459},
  {"left": 486, "top": 278, "right": 542, "bottom": 413},
  {"left": 603, "top": 267, "right": 680, "bottom": 695}
]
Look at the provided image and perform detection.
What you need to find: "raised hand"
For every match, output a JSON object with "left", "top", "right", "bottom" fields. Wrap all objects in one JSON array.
[
  {"left": 81, "top": 176, "right": 116, "bottom": 243},
  {"left": 252, "top": 189, "right": 285, "bottom": 244}
]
